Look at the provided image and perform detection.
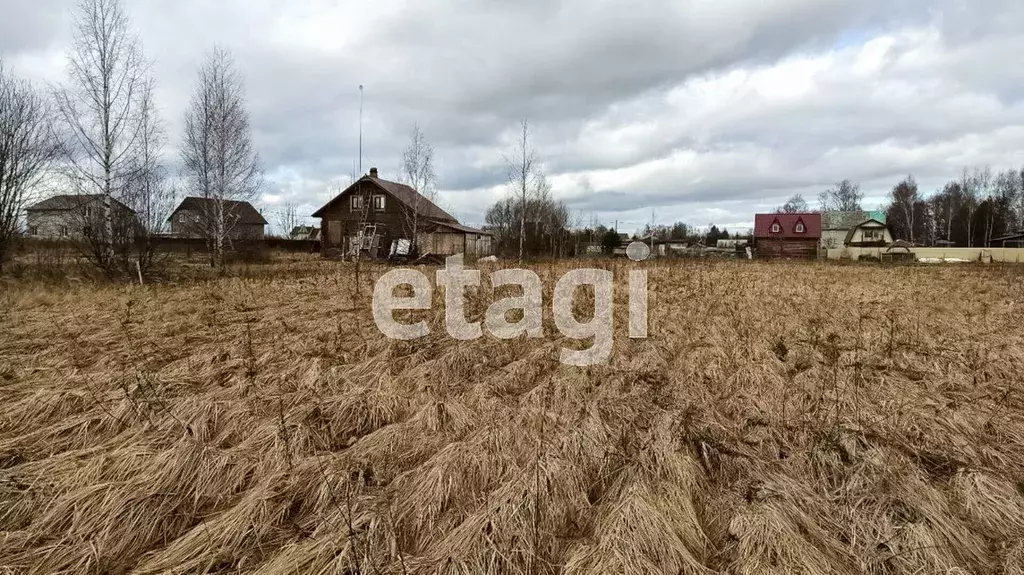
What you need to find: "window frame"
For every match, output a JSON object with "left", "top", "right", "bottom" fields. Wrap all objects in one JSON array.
[
  {"left": 372, "top": 195, "right": 385, "bottom": 211},
  {"left": 350, "top": 195, "right": 363, "bottom": 211},
  {"left": 770, "top": 223, "right": 781, "bottom": 233},
  {"left": 795, "top": 222, "right": 805, "bottom": 233}
]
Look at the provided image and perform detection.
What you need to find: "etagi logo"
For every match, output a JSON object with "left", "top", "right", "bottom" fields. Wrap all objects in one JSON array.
[{"left": 372, "top": 242, "right": 652, "bottom": 366}]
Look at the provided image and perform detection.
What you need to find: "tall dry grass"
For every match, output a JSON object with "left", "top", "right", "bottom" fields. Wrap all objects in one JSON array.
[{"left": 1, "top": 259, "right": 1024, "bottom": 574}]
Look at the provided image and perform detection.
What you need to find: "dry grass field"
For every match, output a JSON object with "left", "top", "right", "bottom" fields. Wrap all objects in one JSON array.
[{"left": 2, "top": 258, "right": 1024, "bottom": 574}]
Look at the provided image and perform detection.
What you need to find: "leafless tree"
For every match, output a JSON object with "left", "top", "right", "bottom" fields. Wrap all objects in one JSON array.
[
  {"left": 0, "top": 62, "right": 60, "bottom": 274},
  {"left": 533, "top": 171, "right": 571, "bottom": 257},
  {"left": 180, "top": 46, "right": 263, "bottom": 268},
  {"left": 1015, "top": 168, "right": 1024, "bottom": 232},
  {"left": 775, "top": 193, "right": 809, "bottom": 213},
  {"left": 60, "top": 82, "right": 172, "bottom": 280},
  {"left": 396, "top": 123, "right": 436, "bottom": 254},
  {"left": 276, "top": 202, "right": 298, "bottom": 237},
  {"left": 484, "top": 176, "right": 569, "bottom": 258},
  {"left": 995, "top": 167, "right": 1024, "bottom": 233},
  {"left": 888, "top": 175, "right": 918, "bottom": 242},
  {"left": 54, "top": 0, "right": 150, "bottom": 274},
  {"left": 975, "top": 166, "right": 1002, "bottom": 246},
  {"left": 960, "top": 167, "right": 986, "bottom": 247},
  {"left": 818, "top": 179, "right": 863, "bottom": 212},
  {"left": 72, "top": 80, "right": 174, "bottom": 276},
  {"left": 505, "top": 119, "right": 538, "bottom": 263},
  {"left": 128, "top": 83, "right": 173, "bottom": 237}
]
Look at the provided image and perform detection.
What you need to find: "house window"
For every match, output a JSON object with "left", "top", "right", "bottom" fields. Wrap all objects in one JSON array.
[
  {"left": 864, "top": 228, "right": 882, "bottom": 241},
  {"left": 83, "top": 226, "right": 92, "bottom": 237},
  {"left": 373, "top": 195, "right": 385, "bottom": 211},
  {"left": 178, "top": 213, "right": 187, "bottom": 224},
  {"left": 771, "top": 223, "right": 781, "bottom": 233},
  {"left": 28, "top": 225, "right": 39, "bottom": 236},
  {"left": 84, "top": 207, "right": 93, "bottom": 219},
  {"left": 350, "top": 196, "right": 363, "bottom": 211},
  {"left": 795, "top": 223, "right": 805, "bottom": 233},
  {"left": 59, "top": 226, "right": 68, "bottom": 237}
]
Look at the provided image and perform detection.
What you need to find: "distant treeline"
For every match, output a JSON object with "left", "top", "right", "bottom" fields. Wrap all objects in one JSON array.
[{"left": 777, "top": 168, "right": 1024, "bottom": 247}]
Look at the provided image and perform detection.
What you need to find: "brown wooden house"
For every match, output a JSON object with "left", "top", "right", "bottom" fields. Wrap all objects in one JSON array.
[
  {"left": 753, "top": 212, "right": 822, "bottom": 259},
  {"left": 311, "top": 167, "right": 492, "bottom": 259},
  {"left": 169, "top": 197, "right": 268, "bottom": 240}
]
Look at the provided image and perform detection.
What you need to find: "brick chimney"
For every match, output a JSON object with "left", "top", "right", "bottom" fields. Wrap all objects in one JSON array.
[{"left": 369, "top": 167, "right": 378, "bottom": 178}]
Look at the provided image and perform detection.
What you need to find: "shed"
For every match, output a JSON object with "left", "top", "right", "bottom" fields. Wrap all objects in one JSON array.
[{"left": 991, "top": 231, "right": 1024, "bottom": 248}]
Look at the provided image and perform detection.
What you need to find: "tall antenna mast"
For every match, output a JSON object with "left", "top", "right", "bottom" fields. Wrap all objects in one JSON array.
[{"left": 358, "top": 84, "right": 364, "bottom": 175}]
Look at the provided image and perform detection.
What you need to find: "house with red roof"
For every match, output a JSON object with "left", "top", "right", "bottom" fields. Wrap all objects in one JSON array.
[{"left": 753, "top": 213, "right": 822, "bottom": 259}]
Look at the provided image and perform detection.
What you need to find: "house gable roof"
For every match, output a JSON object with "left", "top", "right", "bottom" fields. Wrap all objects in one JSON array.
[
  {"left": 310, "top": 175, "right": 456, "bottom": 222},
  {"left": 170, "top": 197, "right": 268, "bottom": 225},
  {"left": 843, "top": 218, "right": 888, "bottom": 245},
  {"left": 754, "top": 213, "right": 822, "bottom": 238},
  {"left": 290, "top": 225, "right": 318, "bottom": 236},
  {"left": 822, "top": 210, "right": 886, "bottom": 230},
  {"left": 26, "top": 194, "right": 136, "bottom": 214}
]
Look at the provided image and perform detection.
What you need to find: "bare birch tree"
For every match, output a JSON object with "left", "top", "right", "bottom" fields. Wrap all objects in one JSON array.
[
  {"left": 1016, "top": 167, "right": 1024, "bottom": 232},
  {"left": 818, "top": 179, "right": 863, "bottom": 212},
  {"left": 64, "top": 79, "right": 172, "bottom": 277},
  {"left": 276, "top": 202, "right": 298, "bottom": 237},
  {"left": 505, "top": 119, "right": 537, "bottom": 263},
  {"left": 397, "top": 123, "right": 436, "bottom": 254},
  {"left": 181, "top": 46, "right": 263, "bottom": 268},
  {"left": 958, "top": 167, "right": 989, "bottom": 247},
  {"left": 0, "top": 63, "right": 60, "bottom": 273},
  {"left": 54, "top": 0, "right": 149, "bottom": 274},
  {"left": 888, "top": 175, "right": 918, "bottom": 242},
  {"left": 974, "top": 166, "right": 997, "bottom": 246},
  {"left": 776, "top": 193, "right": 809, "bottom": 213},
  {"left": 123, "top": 81, "right": 173, "bottom": 271}
]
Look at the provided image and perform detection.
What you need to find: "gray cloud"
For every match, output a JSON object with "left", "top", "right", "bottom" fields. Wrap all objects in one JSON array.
[{"left": 3, "top": 0, "right": 1024, "bottom": 234}]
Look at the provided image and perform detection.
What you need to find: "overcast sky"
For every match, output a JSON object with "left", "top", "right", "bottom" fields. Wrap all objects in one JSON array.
[{"left": 3, "top": 0, "right": 1024, "bottom": 234}]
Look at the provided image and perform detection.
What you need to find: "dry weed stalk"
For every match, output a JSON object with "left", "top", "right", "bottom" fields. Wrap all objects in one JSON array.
[{"left": 0, "top": 260, "right": 1023, "bottom": 574}]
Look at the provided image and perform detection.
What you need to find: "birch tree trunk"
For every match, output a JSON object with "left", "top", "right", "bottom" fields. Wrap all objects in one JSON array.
[{"left": 505, "top": 119, "right": 535, "bottom": 264}]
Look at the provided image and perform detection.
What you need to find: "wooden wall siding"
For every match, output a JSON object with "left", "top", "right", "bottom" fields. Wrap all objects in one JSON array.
[
  {"left": 417, "top": 232, "right": 464, "bottom": 256},
  {"left": 170, "top": 214, "right": 265, "bottom": 240},
  {"left": 756, "top": 238, "right": 819, "bottom": 259},
  {"left": 413, "top": 232, "right": 494, "bottom": 257},
  {"left": 317, "top": 180, "right": 495, "bottom": 259},
  {"left": 318, "top": 182, "right": 409, "bottom": 253}
]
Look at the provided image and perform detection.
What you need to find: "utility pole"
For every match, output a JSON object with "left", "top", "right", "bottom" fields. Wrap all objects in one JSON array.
[
  {"left": 650, "top": 208, "right": 656, "bottom": 253},
  {"left": 358, "top": 84, "right": 364, "bottom": 175}
]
